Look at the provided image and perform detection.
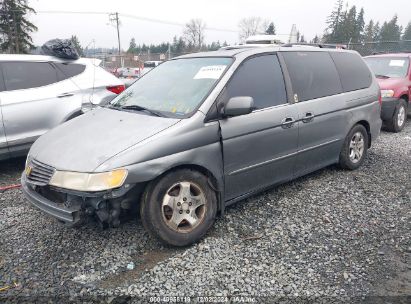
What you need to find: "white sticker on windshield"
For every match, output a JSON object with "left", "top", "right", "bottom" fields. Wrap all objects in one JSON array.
[
  {"left": 194, "top": 65, "right": 226, "bottom": 79},
  {"left": 389, "top": 60, "right": 405, "bottom": 67}
]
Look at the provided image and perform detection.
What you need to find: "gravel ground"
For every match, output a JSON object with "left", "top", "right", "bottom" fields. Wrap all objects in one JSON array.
[{"left": 0, "top": 124, "right": 410, "bottom": 303}]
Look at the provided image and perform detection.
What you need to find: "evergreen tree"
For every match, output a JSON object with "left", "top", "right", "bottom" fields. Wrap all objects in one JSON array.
[
  {"left": 401, "top": 22, "right": 411, "bottom": 40},
  {"left": 128, "top": 38, "right": 136, "bottom": 53},
  {"left": 0, "top": 0, "right": 37, "bottom": 53},
  {"left": 70, "top": 35, "right": 83, "bottom": 57},
  {"left": 342, "top": 5, "right": 357, "bottom": 43},
  {"left": 324, "top": 0, "right": 344, "bottom": 43},
  {"left": 364, "top": 20, "right": 375, "bottom": 42},
  {"left": 373, "top": 22, "right": 381, "bottom": 41},
  {"left": 265, "top": 22, "right": 276, "bottom": 35},
  {"left": 379, "top": 15, "right": 402, "bottom": 41},
  {"left": 356, "top": 8, "right": 365, "bottom": 42}
]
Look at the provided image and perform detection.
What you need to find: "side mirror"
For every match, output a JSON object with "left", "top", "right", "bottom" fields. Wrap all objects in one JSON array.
[{"left": 223, "top": 96, "right": 254, "bottom": 117}]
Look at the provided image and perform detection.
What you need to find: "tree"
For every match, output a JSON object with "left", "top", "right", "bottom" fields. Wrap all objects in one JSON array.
[
  {"left": 238, "top": 17, "right": 267, "bottom": 42},
  {"left": 128, "top": 37, "right": 136, "bottom": 53},
  {"left": 380, "top": 15, "right": 402, "bottom": 41},
  {"left": 183, "top": 19, "right": 206, "bottom": 50},
  {"left": 70, "top": 35, "right": 84, "bottom": 57},
  {"left": 265, "top": 22, "right": 276, "bottom": 35},
  {"left": 324, "top": 0, "right": 344, "bottom": 43},
  {"left": 364, "top": 20, "right": 375, "bottom": 42},
  {"left": 0, "top": 0, "right": 37, "bottom": 53},
  {"left": 373, "top": 22, "right": 381, "bottom": 41},
  {"left": 403, "top": 22, "right": 411, "bottom": 40},
  {"left": 356, "top": 8, "right": 365, "bottom": 42}
]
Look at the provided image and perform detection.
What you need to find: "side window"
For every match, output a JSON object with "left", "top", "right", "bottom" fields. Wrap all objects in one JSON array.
[
  {"left": 282, "top": 52, "right": 343, "bottom": 102},
  {"left": 330, "top": 52, "right": 372, "bottom": 92},
  {"left": 223, "top": 54, "right": 287, "bottom": 109},
  {"left": 54, "top": 63, "right": 86, "bottom": 80},
  {"left": 2, "top": 62, "right": 59, "bottom": 91}
]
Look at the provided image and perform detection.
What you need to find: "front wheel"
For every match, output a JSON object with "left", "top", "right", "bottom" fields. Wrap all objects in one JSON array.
[
  {"left": 339, "top": 124, "right": 369, "bottom": 170},
  {"left": 385, "top": 100, "right": 407, "bottom": 133},
  {"left": 140, "top": 169, "right": 217, "bottom": 246}
]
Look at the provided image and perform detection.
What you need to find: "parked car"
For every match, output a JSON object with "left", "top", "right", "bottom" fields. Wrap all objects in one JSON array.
[
  {"left": 141, "top": 60, "right": 162, "bottom": 76},
  {"left": 22, "top": 47, "right": 381, "bottom": 246},
  {"left": 116, "top": 67, "right": 140, "bottom": 88},
  {"left": 364, "top": 53, "right": 411, "bottom": 132},
  {"left": 0, "top": 54, "right": 125, "bottom": 160}
]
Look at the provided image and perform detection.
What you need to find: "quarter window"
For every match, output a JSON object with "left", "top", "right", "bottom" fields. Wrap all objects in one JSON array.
[
  {"left": 222, "top": 54, "right": 287, "bottom": 109},
  {"left": 282, "top": 52, "right": 343, "bottom": 102},
  {"left": 2, "top": 62, "right": 59, "bottom": 91},
  {"left": 331, "top": 52, "right": 372, "bottom": 92},
  {"left": 54, "top": 63, "right": 86, "bottom": 79}
]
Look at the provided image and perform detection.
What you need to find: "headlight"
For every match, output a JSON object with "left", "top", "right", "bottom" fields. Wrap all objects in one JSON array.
[
  {"left": 380, "top": 90, "right": 395, "bottom": 98},
  {"left": 49, "top": 169, "right": 128, "bottom": 192}
]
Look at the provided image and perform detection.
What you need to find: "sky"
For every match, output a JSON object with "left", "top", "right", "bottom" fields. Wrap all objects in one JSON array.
[{"left": 28, "top": 0, "right": 411, "bottom": 49}]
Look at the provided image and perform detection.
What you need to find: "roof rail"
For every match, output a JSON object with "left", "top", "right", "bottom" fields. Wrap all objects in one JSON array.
[{"left": 282, "top": 43, "right": 347, "bottom": 49}]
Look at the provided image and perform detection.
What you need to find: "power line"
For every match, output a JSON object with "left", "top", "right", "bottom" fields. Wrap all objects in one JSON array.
[{"left": 36, "top": 10, "right": 239, "bottom": 33}]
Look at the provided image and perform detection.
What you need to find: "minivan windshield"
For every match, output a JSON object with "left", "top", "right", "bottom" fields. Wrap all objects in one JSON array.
[
  {"left": 111, "top": 57, "right": 233, "bottom": 117},
  {"left": 364, "top": 57, "right": 410, "bottom": 78}
]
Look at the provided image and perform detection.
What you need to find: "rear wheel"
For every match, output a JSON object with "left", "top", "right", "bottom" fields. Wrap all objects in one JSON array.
[
  {"left": 339, "top": 124, "right": 369, "bottom": 170},
  {"left": 385, "top": 99, "right": 407, "bottom": 133},
  {"left": 140, "top": 169, "right": 217, "bottom": 246}
]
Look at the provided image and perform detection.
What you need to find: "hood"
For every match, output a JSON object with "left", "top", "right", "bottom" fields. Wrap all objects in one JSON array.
[
  {"left": 375, "top": 77, "right": 405, "bottom": 90},
  {"left": 30, "top": 108, "right": 180, "bottom": 172}
]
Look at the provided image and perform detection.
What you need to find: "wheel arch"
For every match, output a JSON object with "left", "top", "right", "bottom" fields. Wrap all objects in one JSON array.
[
  {"left": 355, "top": 120, "right": 372, "bottom": 148},
  {"left": 144, "top": 163, "right": 224, "bottom": 211}
]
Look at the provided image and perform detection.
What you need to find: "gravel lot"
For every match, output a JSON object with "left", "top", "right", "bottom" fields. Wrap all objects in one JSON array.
[{"left": 0, "top": 124, "right": 410, "bottom": 303}]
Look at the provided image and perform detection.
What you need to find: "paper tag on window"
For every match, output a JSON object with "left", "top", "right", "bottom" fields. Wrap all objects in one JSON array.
[
  {"left": 389, "top": 60, "right": 405, "bottom": 67},
  {"left": 194, "top": 65, "right": 226, "bottom": 79}
]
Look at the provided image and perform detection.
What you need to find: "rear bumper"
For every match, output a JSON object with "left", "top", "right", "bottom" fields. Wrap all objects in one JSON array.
[{"left": 21, "top": 173, "right": 81, "bottom": 223}]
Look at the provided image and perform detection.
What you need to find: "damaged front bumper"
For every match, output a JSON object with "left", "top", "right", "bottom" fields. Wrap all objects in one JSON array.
[{"left": 21, "top": 173, "right": 142, "bottom": 226}]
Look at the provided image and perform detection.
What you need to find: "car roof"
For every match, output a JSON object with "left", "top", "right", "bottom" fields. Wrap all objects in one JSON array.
[
  {"left": 175, "top": 46, "right": 359, "bottom": 60},
  {"left": 0, "top": 54, "right": 100, "bottom": 65},
  {"left": 364, "top": 53, "right": 411, "bottom": 58}
]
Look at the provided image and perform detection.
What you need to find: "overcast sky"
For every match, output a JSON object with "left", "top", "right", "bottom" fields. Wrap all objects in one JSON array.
[{"left": 29, "top": 0, "right": 411, "bottom": 49}]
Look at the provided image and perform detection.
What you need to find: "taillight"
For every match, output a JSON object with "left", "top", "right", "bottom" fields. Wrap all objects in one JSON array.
[
  {"left": 107, "top": 85, "right": 125, "bottom": 94},
  {"left": 378, "top": 91, "right": 382, "bottom": 106}
]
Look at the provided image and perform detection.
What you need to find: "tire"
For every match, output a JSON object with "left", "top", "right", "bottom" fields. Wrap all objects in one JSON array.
[
  {"left": 339, "top": 124, "right": 369, "bottom": 170},
  {"left": 385, "top": 99, "right": 407, "bottom": 133},
  {"left": 140, "top": 169, "right": 217, "bottom": 246}
]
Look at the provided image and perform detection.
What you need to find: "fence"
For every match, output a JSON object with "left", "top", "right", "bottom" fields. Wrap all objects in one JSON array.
[{"left": 347, "top": 40, "right": 411, "bottom": 56}]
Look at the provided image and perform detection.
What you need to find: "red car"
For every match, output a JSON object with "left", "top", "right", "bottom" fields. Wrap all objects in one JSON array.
[{"left": 364, "top": 53, "right": 411, "bottom": 132}]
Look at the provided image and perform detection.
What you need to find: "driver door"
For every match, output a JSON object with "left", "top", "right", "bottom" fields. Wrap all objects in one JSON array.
[{"left": 218, "top": 54, "right": 299, "bottom": 201}]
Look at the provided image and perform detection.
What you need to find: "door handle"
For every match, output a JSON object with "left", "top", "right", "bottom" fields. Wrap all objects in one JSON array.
[
  {"left": 302, "top": 112, "right": 315, "bottom": 123},
  {"left": 57, "top": 93, "right": 74, "bottom": 98},
  {"left": 281, "top": 117, "right": 295, "bottom": 129}
]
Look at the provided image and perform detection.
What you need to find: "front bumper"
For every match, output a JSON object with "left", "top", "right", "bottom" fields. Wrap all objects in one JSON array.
[
  {"left": 21, "top": 173, "right": 81, "bottom": 223},
  {"left": 381, "top": 97, "right": 403, "bottom": 121}
]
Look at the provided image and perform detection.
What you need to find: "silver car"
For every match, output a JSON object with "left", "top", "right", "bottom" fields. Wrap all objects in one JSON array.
[
  {"left": 0, "top": 54, "right": 125, "bottom": 160},
  {"left": 22, "top": 47, "right": 382, "bottom": 246}
]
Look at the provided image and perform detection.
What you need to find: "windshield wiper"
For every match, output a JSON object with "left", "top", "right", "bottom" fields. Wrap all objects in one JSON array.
[
  {"left": 375, "top": 74, "right": 390, "bottom": 79},
  {"left": 118, "top": 105, "right": 164, "bottom": 117}
]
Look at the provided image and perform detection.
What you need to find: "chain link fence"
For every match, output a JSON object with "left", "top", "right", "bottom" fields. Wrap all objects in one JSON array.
[{"left": 347, "top": 40, "right": 411, "bottom": 56}]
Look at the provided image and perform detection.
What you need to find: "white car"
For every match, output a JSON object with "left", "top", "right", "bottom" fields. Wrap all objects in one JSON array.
[{"left": 0, "top": 54, "right": 125, "bottom": 160}]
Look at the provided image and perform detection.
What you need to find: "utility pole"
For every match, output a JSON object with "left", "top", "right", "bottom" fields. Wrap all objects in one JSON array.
[{"left": 109, "top": 12, "right": 121, "bottom": 55}]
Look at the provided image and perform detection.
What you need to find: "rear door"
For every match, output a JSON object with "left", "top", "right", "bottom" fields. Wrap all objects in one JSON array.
[
  {"left": 281, "top": 51, "right": 346, "bottom": 176},
  {"left": 218, "top": 54, "right": 299, "bottom": 201},
  {"left": 0, "top": 61, "right": 82, "bottom": 155}
]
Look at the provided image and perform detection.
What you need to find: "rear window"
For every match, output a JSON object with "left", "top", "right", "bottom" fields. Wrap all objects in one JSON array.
[
  {"left": 2, "top": 61, "right": 59, "bottom": 91},
  {"left": 54, "top": 63, "right": 85, "bottom": 79},
  {"left": 331, "top": 52, "right": 372, "bottom": 92},
  {"left": 282, "top": 51, "right": 343, "bottom": 102}
]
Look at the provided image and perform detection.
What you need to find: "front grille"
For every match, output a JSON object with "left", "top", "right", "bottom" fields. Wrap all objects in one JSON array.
[{"left": 26, "top": 159, "right": 55, "bottom": 186}]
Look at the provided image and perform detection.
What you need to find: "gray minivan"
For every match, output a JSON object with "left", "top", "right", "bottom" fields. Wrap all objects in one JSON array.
[{"left": 22, "top": 46, "right": 382, "bottom": 246}]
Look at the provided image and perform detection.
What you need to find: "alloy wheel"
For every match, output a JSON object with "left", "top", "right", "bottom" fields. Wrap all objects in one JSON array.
[
  {"left": 161, "top": 181, "right": 206, "bottom": 233},
  {"left": 349, "top": 132, "right": 365, "bottom": 164}
]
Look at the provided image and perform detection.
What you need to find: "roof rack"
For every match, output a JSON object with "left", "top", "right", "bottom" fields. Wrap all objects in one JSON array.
[{"left": 282, "top": 43, "right": 347, "bottom": 49}]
